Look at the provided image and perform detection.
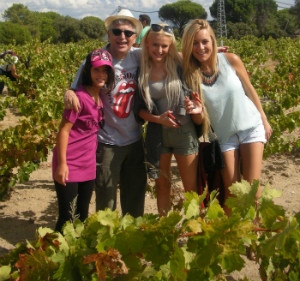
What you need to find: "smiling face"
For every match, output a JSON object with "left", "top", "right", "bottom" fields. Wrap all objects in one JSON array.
[
  {"left": 192, "top": 28, "right": 214, "bottom": 65},
  {"left": 145, "top": 32, "right": 171, "bottom": 64},
  {"left": 108, "top": 22, "right": 137, "bottom": 59},
  {"left": 90, "top": 65, "right": 108, "bottom": 89}
]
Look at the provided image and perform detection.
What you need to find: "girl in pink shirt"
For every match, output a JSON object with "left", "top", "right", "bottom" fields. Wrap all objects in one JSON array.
[{"left": 52, "top": 49, "right": 114, "bottom": 232}]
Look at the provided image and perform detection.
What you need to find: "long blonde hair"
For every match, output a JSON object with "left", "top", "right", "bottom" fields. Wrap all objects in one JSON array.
[
  {"left": 139, "top": 24, "right": 182, "bottom": 112},
  {"left": 182, "top": 19, "right": 218, "bottom": 136}
]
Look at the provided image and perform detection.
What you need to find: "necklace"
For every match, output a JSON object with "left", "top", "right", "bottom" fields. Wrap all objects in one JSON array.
[
  {"left": 200, "top": 61, "right": 219, "bottom": 86},
  {"left": 201, "top": 67, "right": 219, "bottom": 86}
]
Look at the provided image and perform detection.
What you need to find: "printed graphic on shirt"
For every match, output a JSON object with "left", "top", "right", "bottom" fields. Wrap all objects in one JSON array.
[{"left": 113, "top": 80, "right": 135, "bottom": 118}]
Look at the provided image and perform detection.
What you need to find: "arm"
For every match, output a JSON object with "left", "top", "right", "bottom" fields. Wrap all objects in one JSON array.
[
  {"left": 225, "top": 53, "right": 272, "bottom": 140},
  {"left": 10, "top": 64, "right": 20, "bottom": 79},
  {"left": 54, "top": 118, "right": 73, "bottom": 186},
  {"left": 139, "top": 109, "right": 180, "bottom": 128}
]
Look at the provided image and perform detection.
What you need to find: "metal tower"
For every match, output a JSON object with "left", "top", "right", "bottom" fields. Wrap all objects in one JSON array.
[{"left": 217, "top": 0, "right": 227, "bottom": 41}]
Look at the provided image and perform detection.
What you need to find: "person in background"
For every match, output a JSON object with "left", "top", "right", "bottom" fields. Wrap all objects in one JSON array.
[
  {"left": 0, "top": 52, "right": 20, "bottom": 94},
  {"left": 53, "top": 49, "right": 114, "bottom": 232},
  {"left": 135, "top": 23, "right": 208, "bottom": 216},
  {"left": 133, "top": 14, "right": 151, "bottom": 47},
  {"left": 63, "top": 9, "right": 147, "bottom": 218},
  {"left": 182, "top": 19, "right": 272, "bottom": 213}
]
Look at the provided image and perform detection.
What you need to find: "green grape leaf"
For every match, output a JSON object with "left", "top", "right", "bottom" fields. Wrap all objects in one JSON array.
[
  {"left": 226, "top": 180, "right": 258, "bottom": 216},
  {"left": 186, "top": 219, "right": 202, "bottom": 234},
  {"left": 259, "top": 183, "right": 282, "bottom": 201},
  {"left": 185, "top": 199, "right": 200, "bottom": 219},
  {"left": 170, "top": 247, "right": 186, "bottom": 281},
  {"left": 260, "top": 200, "right": 285, "bottom": 228},
  {"left": 206, "top": 200, "right": 224, "bottom": 219},
  {"left": 0, "top": 265, "right": 11, "bottom": 281},
  {"left": 221, "top": 251, "right": 245, "bottom": 273}
]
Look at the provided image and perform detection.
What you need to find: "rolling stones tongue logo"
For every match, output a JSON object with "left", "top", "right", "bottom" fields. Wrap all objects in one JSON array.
[{"left": 113, "top": 80, "right": 135, "bottom": 118}]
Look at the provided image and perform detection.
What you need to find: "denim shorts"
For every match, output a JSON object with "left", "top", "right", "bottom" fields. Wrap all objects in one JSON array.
[
  {"left": 220, "top": 121, "right": 266, "bottom": 153},
  {"left": 161, "top": 121, "right": 198, "bottom": 155}
]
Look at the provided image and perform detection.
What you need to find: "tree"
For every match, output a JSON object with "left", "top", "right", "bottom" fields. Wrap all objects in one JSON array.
[
  {"left": 80, "top": 17, "right": 106, "bottom": 40},
  {"left": 0, "top": 22, "right": 31, "bottom": 44},
  {"left": 38, "top": 12, "right": 63, "bottom": 42},
  {"left": 210, "top": 0, "right": 281, "bottom": 37},
  {"left": 254, "top": 0, "right": 278, "bottom": 35},
  {"left": 3, "top": 3, "right": 32, "bottom": 24},
  {"left": 226, "top": 22, "right": 258, "bottom": 39},
  {"left": 290, "top": 0, "right": 300, "bottom": 26},
  {"left": 55, "top": 16, "right": 86, "bottom": 43},
  {"left": 210, "top": 0, "right": 255, "bottom": 23},
  {"left": 159, "top": 0, "right": 207, "bottom": 35},
  {"left": 276, "top": 9, "right": 298, "bottom": 36}
]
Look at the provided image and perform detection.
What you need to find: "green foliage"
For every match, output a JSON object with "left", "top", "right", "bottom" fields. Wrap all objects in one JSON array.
[
  {"left": 1, "top": 4, "right": 106, "bottom": 44},
  {"left": 226, "top": 21, "right": 259, "bottom": 39},
  {"left": 210, "top": 0, "right": 255, "bottom": 23},
  {"left": 3, "top": 4, "right": 32, "bottom": 25},
  {"left": 55, "top": 16, "right": 87, "bottom": 43},
  {"left": 159, "top": 0, "right": 207, "bottom": 35},
  {"left": 210, "top": 0, "right": 298, "bottom": 38},
  {"left": 0, "top": 39, "right": 104, "bottom": 200},
  {"left": 290, "top": 0, "right": 300, "bottom": 26},
  {"left": 276, "top": 9, "right": 299, "bottom": 36},
  {"left": 80, "top": 16, "right": 106, "bottom": 40},
  {"left": 1, "top": 183, "right": 300, "bottom": 280},
  {"left": 0, "top": 22, "right": 31, "bottom": 45}
]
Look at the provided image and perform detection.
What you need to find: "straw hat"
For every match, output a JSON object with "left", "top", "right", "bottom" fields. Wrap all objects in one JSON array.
[{"left": 104, "top": 9, "right": 143, "bottom": 35}]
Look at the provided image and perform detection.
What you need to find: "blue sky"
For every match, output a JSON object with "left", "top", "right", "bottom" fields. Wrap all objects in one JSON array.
[{"left": 0, "top": 0, "right": 295, "bottom": 23}]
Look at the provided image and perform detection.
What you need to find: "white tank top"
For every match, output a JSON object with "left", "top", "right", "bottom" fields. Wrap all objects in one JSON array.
[{"left": 202, "top": 53, "right": 261, "bottom": 144}]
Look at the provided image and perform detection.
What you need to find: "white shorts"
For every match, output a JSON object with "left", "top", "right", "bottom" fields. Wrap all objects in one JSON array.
[{"left": 220, "top": 122, "right": 266, "bottom": 153}]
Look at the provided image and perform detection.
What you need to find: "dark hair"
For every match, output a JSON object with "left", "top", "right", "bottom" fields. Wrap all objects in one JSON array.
[
  {"left": 139, "top": 14, "right": 151, "bottom": 25},
  {"left": 82, "top": 52, "right": 115, "bottom": 92}
]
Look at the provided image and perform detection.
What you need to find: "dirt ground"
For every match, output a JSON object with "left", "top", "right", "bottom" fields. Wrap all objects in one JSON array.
[{"left": 0, "top": 100, "right": 299, "bottom": 280}]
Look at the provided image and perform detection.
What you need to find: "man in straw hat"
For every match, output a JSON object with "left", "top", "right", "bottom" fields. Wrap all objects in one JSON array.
[{"left": 64, "top": 9, "right": 146, "bottom": 218}]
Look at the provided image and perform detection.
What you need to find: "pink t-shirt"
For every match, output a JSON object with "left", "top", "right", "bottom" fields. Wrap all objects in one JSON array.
[{"left": 52, "top": 85, "right": 103, "bottom": 182}]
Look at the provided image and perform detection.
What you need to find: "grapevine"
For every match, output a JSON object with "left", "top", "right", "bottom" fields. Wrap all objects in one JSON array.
[
  {"left": 0, "top": 182, "right": 299, "bottom": 280},
  {"left": 0, "top": 37, "right": 299, "bottom": 280}
]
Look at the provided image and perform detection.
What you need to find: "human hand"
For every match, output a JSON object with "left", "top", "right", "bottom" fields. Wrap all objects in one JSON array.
[
  {"left": 184, "top": 93, "right": 203, "bottom": 115},
  {"left": 64, "top": 90, "right": 80, "bottom": 112},
  {"left": 217, "top": 46, "right": 229, "bottom": 53},
  {"left": 54, "top": 164, "right": 69, "bottom": 186},
  {"left": 263, "top": 119, "right": 273, "bottom": 141},
  {"left": 159, "top": 111, "right": 181, "bottom": 128}
]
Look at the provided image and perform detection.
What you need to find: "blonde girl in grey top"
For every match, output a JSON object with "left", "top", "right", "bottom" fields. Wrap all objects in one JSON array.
[{"left": 136, "top": 23, "right": 204, "bottom": 216}]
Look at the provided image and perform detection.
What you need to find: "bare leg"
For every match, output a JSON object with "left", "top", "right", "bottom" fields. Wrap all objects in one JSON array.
[
  {"left": 156, "top": 153, "right": 172, "bottom": 216},
  {"left": 175, "top": 153, "right": 198, "bottom": 192},
  {"left": 240, "top": 142, "right": 264, "bottom": 198},
  {"left": 221, "top": 149, "right": 241, "bottom": 214}
]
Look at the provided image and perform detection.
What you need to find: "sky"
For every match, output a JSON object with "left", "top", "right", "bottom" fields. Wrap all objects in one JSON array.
[{"left": 0, "top": 0, "right": 295, "bottom": 23}]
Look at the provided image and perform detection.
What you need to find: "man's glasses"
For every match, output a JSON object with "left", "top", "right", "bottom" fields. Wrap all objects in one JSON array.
[
  {"left": 151, "top": 24, "right": 173, "bottom": 34},
  {"left": 111, "top": 28, "right": 136, "bottom": 38}
]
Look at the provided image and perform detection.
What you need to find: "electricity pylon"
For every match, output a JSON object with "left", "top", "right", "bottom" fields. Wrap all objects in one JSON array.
[{"left": 217, "top": 0, "right": 227, "bottom": 42}]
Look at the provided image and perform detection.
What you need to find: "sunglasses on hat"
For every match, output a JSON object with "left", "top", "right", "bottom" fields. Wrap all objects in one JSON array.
[
  {"left": 151, "top": 24, "right": 173, "bottom": 34},
  {"left": 111, "top": 28, "right": 136, "bottom": 37}
]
